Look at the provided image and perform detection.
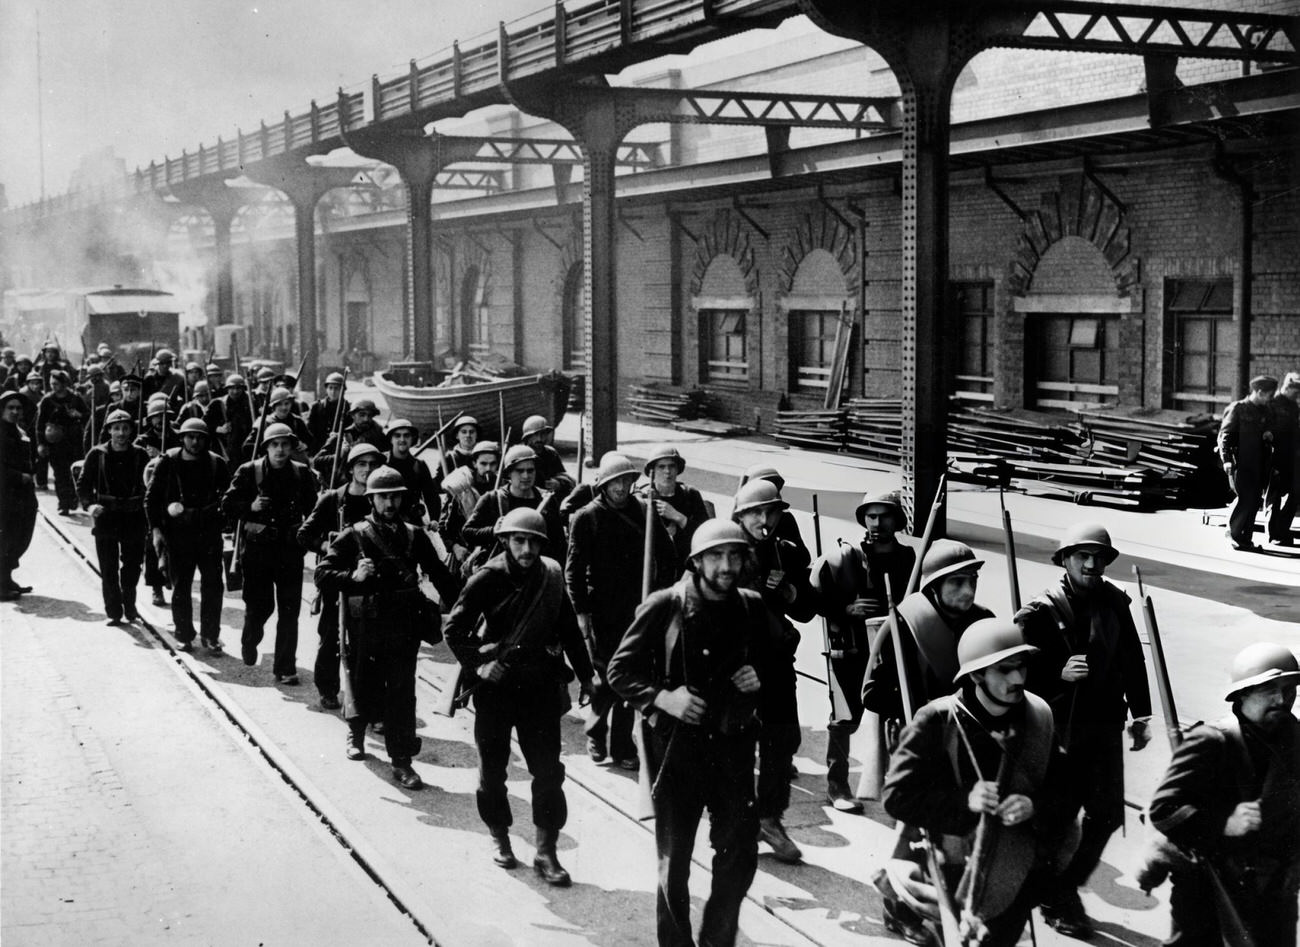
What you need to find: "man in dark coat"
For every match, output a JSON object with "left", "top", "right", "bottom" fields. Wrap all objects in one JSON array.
[
  {"left": 1217, "top": 375, "right": 1278, "bottom": 551},
  {"left": 637, "top": 445, "right": 710, "bottom": 563},
  {"left": 565, "top": 451, "right": 677, "bottom": 769},
  {"left": 306, "top": 371, "right": 350, "bottom": 453},
  {"left": 35, "top": 370, "right": 88, "bottom": 514},
  {"left": 462, "top": 445, "right": 565, "bottom": 570},
  {"left": 0, "top": 390, "right": 39, "bottom": 599},
  {"left": 382, "top": 418, "right": 440, "bottom": 525},
  {"left": 1147, "top": 642, "right": 1300, "bottom": 947},
  {"left": 445, "top": 506, "right": 594, "bottom": 885},
  {"left": 205, "top": 373, "right": 254, "bottom": 461},
  {"left": 520, "top": 414, "right": 574, "bottom": 500},
  {"left": 1266, "top": 371, "right": 1300, "bottom": 545},
  {"left": 1015, "top": 522, "right": 1151, "bottom": 938}
]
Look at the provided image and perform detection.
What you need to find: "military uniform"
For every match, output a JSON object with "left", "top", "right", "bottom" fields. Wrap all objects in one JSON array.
[
  {"left": 306, "top": 393, "right": 350, "bottom": 453},
  {"left": 35, "top": 384, "right": 89, "bottom": 512},
  {"left": 76, "top": 433, "right": 151, "bottom": 622},
  {"left": 222, "top": 450, "right": 318, "bottom": 679},
  {"left": 463, "top": 485, "right": 564, "bottom": 566},
  {"left": 383, "top": 452, "right": 441, "bottom": 525},
  {"left": 205, "top": 386, "right": 254, "bottom": 461}
]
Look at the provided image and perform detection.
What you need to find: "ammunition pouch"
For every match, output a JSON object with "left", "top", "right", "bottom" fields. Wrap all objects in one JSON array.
[
  {"left": 172, "top": 502, "right": 221, "bottom": 531},
  {"left": 99, "top": 494, "right": 144, "bottom": 514},
  {"left": 346, "top": 587, "right": 442, "bottom": 645},
  {"left": 242, "top": 521, "right": 281, "bottom": 545}
]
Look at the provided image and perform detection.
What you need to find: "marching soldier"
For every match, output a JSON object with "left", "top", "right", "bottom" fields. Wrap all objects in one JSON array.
[
  {"left": 178, "top": 380, "right": 212, "bottom": 422},
  {"left": 183, "top": 361, "right": 204, "bottom": 399},
  {"left": 520, "top": 414, "right": 574, "bottom": 499},
  {"left": 881, "top": 620, "right": 1061, "bottom": 947},
  {"left": 76, "top": 409, "right": 151, "bottom": 625},
  {"left": 35, "top": 370, "right": 88, "bottom": 514},
  {"left": 306, "top": 371, "right": 350, "bottom": 452},
  {"left": 204, "top": 363, "right": 227, "bottom": 399},
  {"left": 1016, "top": 522, "right": 1151, "bottom": 939},
  {"left": 251, "top": 366, "right": 276, "bottom": 413},
  {"left": 638, "top": 446, "right": 710, "bottom": 562},
  {"left": 145, "top": 418, "right": 230, "bottom": 653},
  {"left": 0, "top": 347, "right": 15, "bottom": 387},
  {"left": 608, "top": 519, "right": 784, "bottom": 947},
  {"left": 438, "top": 440, "right": 499, "bottom": 570},
  {"left": 732, "top": 479, "right": 814, "bottom": 863},
  {"left": 445, "top": 507, "right": 594, "bottom": 885},
  {"left": 222, "top": 422, "right": 318, "bottom": 683},
  {"left": 430, "top": 414, "right": 480, "bottom": 500},
  {"left": 1, "top": 390, "right": 38, "bottom": 599},
  {"left": 463, "top": 445, "right": 565, "bottom": 570},
  {"left": 1217, "top": 375, "right": 1278, "bottom": 551},
  {"left": 810, "top": 489, "right": 915, "bottom": 807},
  {"left": 272, "top": 372, "right": 311, "bottom": 418},
  {"left": 313, "top": 467, "right": 460, "bottom": 789},
  {"left": 243, "top": 387, "right": 310, "bottom": 463},
  {"left": 135, "top": 397, "right": 176, "bottom": 458},
  {"left": 1266, "top": 371, "right": 1300, "bottom": 545},
  {"left": 566, "top": 452, "right": 677, "bottom": 769},
  {"left": 205, "top": 373, "right": 253, "bottom": 461},
  {"left": 144, "top": 348, "right": 186, "bottom": 411},
  {"left": 83, "top": 362, "right": 110, "bottom": 409},
  {"left": 382, "top": 418, "right": 440, "bottom": 525},
  {"left": 4, "top": 354, "right": 35, "bottom": 393},
  {"left": 1146, "top": 642, "right": 1300, "bottom": 947},
  {"left": 298, "top": 443, "right": 383, "bottom": 709},
  {"left": 314, "top": 399, "right": 388, "bottom": 486},
  {"left": 36, "top": 341, "right": 73, "bottom": 388}
]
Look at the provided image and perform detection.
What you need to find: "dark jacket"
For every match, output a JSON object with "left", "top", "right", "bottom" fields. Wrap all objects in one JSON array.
[
  {"left": 463, "top": 486, "right": 565, "bottom": 562},
  {"left": 637, "top": 481, "right": 711, "bottom": 562},
  {"left": 383, "top": 452, "right": 441, "bottom": 525},
  {"left": 221, "top": 457, "right": 318, "bottom": 552},
  {"left": 298, "top": 484, "right": 371, "bottom": 555},
  {"left": 76, "top": 443, "right": 151, "bottom": 533},
  {"left": 812, "top": 538, "right": 916, "bottom": 654},
  {"left": 1217, "top": 397, "right": 1272, "bottom": 473},
  {"left": 307, "top": 397, "right": 351, "bottom": 454},
  {"left": 145, "top": 447, "right": 231, "bottom": 536},
  {"left": 35, "top": 390, "right": 89, "bottom": 449}
]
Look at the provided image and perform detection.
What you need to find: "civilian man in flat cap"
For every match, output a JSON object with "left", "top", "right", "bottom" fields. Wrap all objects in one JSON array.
[{"left": 1218, "top": 375, "right": 1278, "bottom": 551}]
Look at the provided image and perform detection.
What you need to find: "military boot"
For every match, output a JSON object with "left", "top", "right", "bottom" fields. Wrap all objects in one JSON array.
[
  {"left": 489, "top": 827, "right": 517, "bottom": 869},
  {"left": 533, "top": 828, "right": 571, "bottom": 887}
]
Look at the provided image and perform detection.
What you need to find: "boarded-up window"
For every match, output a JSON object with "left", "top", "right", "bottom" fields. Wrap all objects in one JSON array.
[{"left": 1167, "top": 279, "right": 1234, "bottom": 414}]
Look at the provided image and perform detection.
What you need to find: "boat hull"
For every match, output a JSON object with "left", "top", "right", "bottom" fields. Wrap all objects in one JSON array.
[{"left": 371, "top": 371, "right": 572, "bottom": 442}]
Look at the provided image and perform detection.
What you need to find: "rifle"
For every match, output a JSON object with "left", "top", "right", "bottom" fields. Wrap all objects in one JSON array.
[
  {"left": 228, "top": 371, "right": 276, "bottom": 589},
  {"left": 998, "top": 465, "right": 1021, "bottom": 612},
  {"left": 413, "top": 412, "right": 462, "bottom": 461},
  {"left": 813, "top": 493, "right": 854, "bottom": 724},
  {"left": 574, "top": 410, "right": 586, "bottom": 485},
  {"left": 85, "top": 386, "right": 96, "bottom": 453},
  {"left": 435, "top": 407, "right": 454, "bottom": 479},
  {"left": 1134, "top": 566, "right": 1181, "bottom": 750},
  {"left": 325, "top": 367, "right": 350, "bottom": 491},
  {"left": 886, "top": 573, "right": 962, "bottom": 947},
  {"left": 497, "top": 390, "right": 507, "bottom": 446},
  {"left": 337, "top": 501, "right": 358, "bottom": 719},
  {"left": 642, "top": 484, "right": 656, "bottom": 601},
  {"left": 493, "top": 427, "right": 512, "bottom": 491}
]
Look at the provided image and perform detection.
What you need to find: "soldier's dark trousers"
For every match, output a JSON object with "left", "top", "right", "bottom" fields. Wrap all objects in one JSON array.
[
  {"left": 239, "top": 545, "right": 304, "bottom": 677},
  {"left": 47, "top": 442, "right": 78, "bottom": 510},
  {"left": 1227, "top": 466, "right": 1264, "bottom": 546},
  {"left": 1165, "top": 865, "right": 1298, "bottom": 947},
  {"left": 143, "top": 539, "right": 168, "bottom": 590},
  {"left": 350, "top": 630, "right": 420, "bottom": 766},
  {"left": 757, "top": 720, "right": 800, "bottom": 819},
  {"left": 649, "top": 723, "right": 758, "bottom": 947},
  {"left": 1266, "top": 460, "right": 1298, "bottom": 543},
  {"left": 472, "top": 682, "right": 568, "bottom": 833},
  {"left": 1, "top": 488, "right": 38, "bottom": 588},
  {"left": 587, "top": 698, "right": 637, "bottom": 762},
  {"left": 166, "top": 531, "right": 224, "bottom": 644},
  {"left": 93, "top": 524, "right": 146, "bottom": 620},
  {"left": 1044, "top": 729, "right": 1125, "bottom": 901},
  {"left": 826, "top": 652, "right": 868, "bottom": 787},
  {"left": 314, "top": 596, "right": 341, "bottom": 699}
]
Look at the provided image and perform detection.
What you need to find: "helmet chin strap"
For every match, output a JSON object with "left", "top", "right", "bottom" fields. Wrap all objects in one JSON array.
[{"left": 977, "top": 678, "right": 1019, "bottom": 709}]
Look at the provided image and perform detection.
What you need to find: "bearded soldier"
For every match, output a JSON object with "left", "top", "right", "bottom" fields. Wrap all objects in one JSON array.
[
  {"left": 438, "top": 440, "right": 499, "bottom": 569},
  {"left": 35, "top": 370, "right": 88, "bottom": 514},
  {"left": 298, "top": 443, "right": 383, "bottom": 710},
  {"left": 608, "top": 519, "right": 785, "bottom": 947},
  {"left": 732, "top": 479, "right": 814, "bottom": 864},
  {"left": 76, "top": 409, "right": 151, "bottom": 625},
  {"left": 222, "top": 422, "right": 318, "bottom": 683},
  {"left": 462, "top": 445, "right": 565, "bottom": 569},
  {"left": 638, "top": 446, "right": 710, "bottom": 562},
  {"left": 1016, "top": 523, "right": 1151, "bottom": 938},
  {"left": 314, "top": 467, "right": 460, "bottom": 789},
  {"left": 811, "top": 490, "right": 916, "bottom": 807},
  {"left": 566, "top": 452, "right": 677, "bottom": 769},
  {"left": 145, "top": 418, "right": 230, "bottom": 653},
  {"left": 881, "top": 620, "right": 1062, "bottom": 947},
  {"left": 445, "top": 507, "right": 594, "bottom": 885},
  {"left": 1147, "top": 643, "right": 1300, "bottom": 947}
]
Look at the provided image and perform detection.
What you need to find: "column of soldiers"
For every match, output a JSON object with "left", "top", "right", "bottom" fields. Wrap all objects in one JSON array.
[{"left": 3, "top": 350, "right": 1296, "bottom": 947}]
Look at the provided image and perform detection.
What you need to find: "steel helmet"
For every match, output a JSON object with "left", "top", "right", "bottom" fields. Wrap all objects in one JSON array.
[
  {"left": 0, "top": 390, "right": 22, "bottom": 412},
  {"left": 262, "top": 422, "right": 296, "bottom": 444},
  {"left": 689, "top": 519, "right": 750, "bottom": 560},
  {"left": 385, "top": 417, "right": 418, "bottom": 437},
  {"left": 594, "top": 452, "right": 639, "bottom": 490},
  {"left": 644, "top": 445, "right": 686, "bottom": 476},
  {"left": 855, "top": 489, "right": 905, "bottom": 529},
  {"left": 324, "top": 371, "right": 345, "bottom": 386},
  {"left": 256, "top": 367, "right": 275, "bottom": 382},
  {"left": 96, "top": 343, "right": 110, "bottom": 355},
  {"left": 501, "top": 444, "right": 538, "bottom": 474},
  {"left": 471, "top": 440, "right": 501, "bottom": 458},
  {"left": 1052, "top": 522, "right": 1118, "bottom": 566},
  {"left": 108, "top": 381, "right": 121, "bottom": 394},
  {"left": 156, "top": 348, "right": 176, "bottom": 361},
  {"left": 178, "top": 418, "right": 209, "bottom": 437},
  {"left": 192, "top": 381, "right": 209, "bottom": 396},
  {"left": 226, "top": 374, "right": 247, "bottom": 388},
  {"left": 453, "top": 415, "right": 479, "bottom": 431},
  {"left": 743, "top": 463, "right": 780, "bottom": 491},
  {"left": 42, "top": 340, "right": 60, "bottom": 352},
  {"left": 206, "top": 363, "right": 223, "bottom": 376},
  {"left": 146, "top": 400, "right": 170, "bottom": 419},
  {"left": 732, "top": 479, "right": 789, "bottom": 516},
  {"left": 920, "top": 540, "right": 984, "bottom": 590},
  {"left": 364, "top": 466, "right": 407, "bottom": 496},
  {"left": 494, "top": 507, "right": 549, "bottom": 541},
  {"left": 346, "top": 443, "right": 384, "bottom": 468},
  {"left": 268, "top": 386, "right": 294, "bottom": 407},
  {"left": 16, "top": 354, "right": 33, "bottom": 366},
  {"left": 104, "top": 409, "right": 134, "bottom": 427},
  {"left": 350, "top": 399, "right": 377, "bottom": 416},
  {"left": 1224, "top": 643, "right": 1300, "bottom": 700},
  {"left": 185, "top": 361, "right": 202, "bottom": 373},
  {"left": 521, "top": 414, "right": 552, "bottom": 438},
  {"left": 87, "top": 363, "right": 104, "bottom": 376},
  {"left": 955, "top": 619, "right": 1039, "bottom": 680}
]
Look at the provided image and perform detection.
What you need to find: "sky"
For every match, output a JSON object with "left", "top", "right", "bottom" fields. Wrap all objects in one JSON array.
[{"left": 0, "top": 0, "right": 530, "bottom": 207}]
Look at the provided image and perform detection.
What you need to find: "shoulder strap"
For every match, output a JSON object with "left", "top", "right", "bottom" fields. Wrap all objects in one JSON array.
[{"left": 663, "top": 584, "right": 686, "bottom": 684}]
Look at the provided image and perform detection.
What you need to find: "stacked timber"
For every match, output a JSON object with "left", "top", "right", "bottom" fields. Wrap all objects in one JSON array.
[
  {"left": 774, "top": 408, "right": 844, "bottom": 451},
  {"left": 843, "top": 398, "right": 903, "bottom": 464},
  {"left": 1070, "top": 408, "right": 1223, "bottom": 506},
  {"left": 628, "top": 383, "right": 708, "bottom": 423}
]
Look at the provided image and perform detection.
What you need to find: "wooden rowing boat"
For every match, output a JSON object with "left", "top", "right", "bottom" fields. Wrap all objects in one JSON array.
[{"left": 371, "top": 369, "right": 571, "bottom": 441}]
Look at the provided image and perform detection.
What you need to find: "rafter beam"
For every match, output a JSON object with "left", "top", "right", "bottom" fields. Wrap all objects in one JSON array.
[
  {"left": 431, "top": 136, "right": 660, "bottom": 169},
  {"left": 620, "top": 87, "right": 898, "bottom": 129}
]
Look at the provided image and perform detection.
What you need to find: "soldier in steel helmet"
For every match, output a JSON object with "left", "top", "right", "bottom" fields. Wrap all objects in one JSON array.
[
  {"left": 35, "top": 369, "right": 89, "bottom": 514},
  {"left": 314, "top": 400, "right": 388, "bottom": 487},
  {"left": 463, "top": 444, "right": 566, "bottom": 570},
  {"left": 145, "top": 418, "right": 231, "bottom": 652},
  {"left": 881, "top": 619, "right": 1063, "bottom": 947},
  {"left": 520, "top": 414, "right": 574, "bottom": 500},
  {"left": 382, "top": 418, "right": 440, "bottom": 526},
  {"left": 144, "top": 348, "right": 186, "bottom": 412},
  {"left": 136, "top": 395, "right": 178, "bottom": 459},
  {"left": 1016, "top": 522, "right": 1151, "bottom": 938},
  {"left": 205, "top": 373, "right": 253, "bottom": 461},
  {"left": 608, "top": 518, "right": 784, "bottom": 947},
  {"left": 251, "top": 366, "right": 276, "bottom": 413},
  {"left": 222, "top": 421, "right": 319, "bottom": 682},
  {"left": 307, "top": 371, "right": 351, "bottom": 453},
  {"left": 566, "top": 451, "right": 678, "bottom": 769},
  {"left": 445, "top": 507, "right": 594, "bottom": 885},
  {"left": 810, "top": 489, "right": 916, "bottom": 806},
  {"left": 204, "top": 363, "right": 226, "bottom": 399},
  {"left": 314, "top": 466, "right": 460, "bottom": 789},
  {"left": 178, "top": 380, "right": 212, "bottom": 424},
  {"left": 738, "top": 464, "right": 810, "bottom": 553},
  {"left": 1146, "top": 642, "right": 1300, "bottom": 947},
  {"left": 437, "top": 440, "right": 500, "bottom": 569},
  {"left": 639, "top": 446, "right": 711, "bottom": 562},
  {"left": 732, "top": 478, "right": 815, "bottom": 864},
  {"left": 0, "top": 390, "right": 38, "bottom": 599},
  {"left": 243, "top": 386, "right": 310, "bottom": 464},
  {"left": 299, "top": 443, "right": 383, "bottom": 710},
  {"left": 76, "top": 409, "right": 151, "bottom": 624}
]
